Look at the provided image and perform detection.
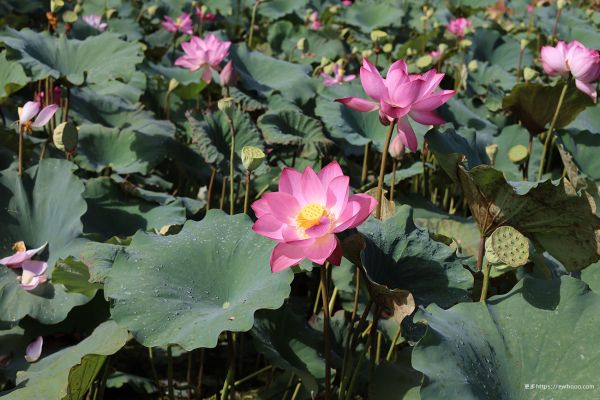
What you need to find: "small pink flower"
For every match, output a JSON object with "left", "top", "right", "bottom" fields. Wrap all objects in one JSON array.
[
  {"left": 195, "top": 6, "right": 217, "bottom": 21},
  {"left": 18, "top": 102, "right": 58, "bottom": 132},
  {"left": 0, "top": 242, "right": 46, "bottom": 268},
  {"left": 82, "top": 15, "right": 107, "bottom": 32},
  {"left": 430, "top": 50, "right": 442, "bottom": 61},
  {"left": 18, "top": 261, "right": 48, "bottom": 291},
  {"left": 447, "top": 17, "right": 472, "bottom": 38},
  {"left": 388, "top": 134, "right": 405, "bottom": 159},
  {"left": 335, "top": 59, "right": 455, "bottom": 152},
  {"left": 342, "top": 0, "right": 353, "bottom": 5},
  {"left": 527, "top": 4, "right": 534, "bottom": 13},
  {"left": 252, "top": 161, "right": 377, "bottom": 272},
  {"left": 25, "top": 336, "right": 43, "bottom": 362},
  {"left": 219, "top": 60, "right": 236, "bottom": 86},
  {"left": 541, "top": 40, "right": 600, "bottom": 102},
  {"left": 162, "top": 12, "right": 193, "bottom": 35},
  {"left": 175, "top": 33, "right": 231, "bottom": 83},
  {"left": 320, "top": 64, "right": 356, "bottom": 87},
  {"left": 309, "top": 11, "right": 321, "bottom": 30}
]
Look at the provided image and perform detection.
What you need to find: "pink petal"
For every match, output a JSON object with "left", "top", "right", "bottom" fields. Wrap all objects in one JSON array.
[
  {"left": 325, "top": 175, "right": 349, "bottom": 217},
  {"left": 390, "top": 79, "right": 427, "bottom": 108},
  {"left": 304, "top": 234, "right": 338, "bottom": 264},
  {"left": 19, "top": 101, "right": 40, "bottom": 124},
  {"left": 270, "top": 242, "right": 305, "bottom": 272},
  {"left": 262, "top": 192, "right": 301, "bottom": 223},
  {"left": 21, "top": 260, "right": 48, "bottom": 276},
  {"left": 301, "top": 167, "right": 326, "bottom": 205},
  {"left": 252, "top": 215, "right": 285, "bottom": 241},
  {"left": 397, "top": 117, "right": 418, "bottom": 153},
  {"left": 25, "top": 336, "right": 43, "bottom": 362},
  {"left": 317, "top": 161, "right": 344, "bottom": 188},
  {"left": 305, "top": 216, "right": 333, "bottom": 238},
  {"left": 32, "top": 104, "right": 58, "bottom": 128},
  {"left": 0, "top": 243, "right": 47, "bottom": 268},
  {"left": 379, "top": 101, "right": 410, "bottom": 119},
  {"left": 575, "top": 79, "right": 597, "bottom": 103},
  {"left": 335, "top": 97, "right": 378, "bottom": 112},
  {"left": 251, "top": 198, "right": 271, "bottom": 219},
  {"left": 279, "top": 167, "right": 304, "bottom": 198},
  {"left": 409, "top": 109, "right": 446, "bottom": 125},
  {"left": 411, "top": 90, "right": 455, "bottom": 112},
  {"left": 327, "top": 236, "right": 343, "bottom": 266},
  {"left": 360, "top": 64, "right": 387, "bottom": 101},
  {"left": 201, "top": 67, "right": 213, "bottom": 83},
  {"left": 334, "top": 194, "right": 377, "bottom": 232},
  {"left": 541, "top": 45, "right": 569, "bottom": 76}
]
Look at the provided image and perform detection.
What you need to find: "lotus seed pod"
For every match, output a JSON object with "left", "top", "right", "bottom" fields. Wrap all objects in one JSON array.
[
  {"left": 217, "top": 97, "right": 236, "bottom": 119},
  {"left": 241, "top": 146, "right": 265, "bottom": 172},
  {"left": 370, "top": 30, "right": 387, "bottom": 42},
  {"left": 488, "top": 226, "right": 529, "bottom": 268},
  {"left": 486, "top": 144, "right": 499, "bottom": 166},
  {"left": 523, "top": 67, "right": 537, "bottom": 81},
  {"left": 382, "top": 43, "right": 393, "bottom": 53},
  {"left": 297, "top": 37, "right": 308, "bottom": 52},
  {"left": 416, "top": 55, "right": 433, "bottom": 68},
  {"left": 508, "top": 144, "right": 528, "bottom": 164},
  {"left": 468, "top": 60, "right": 478, "bottom": 72},
  {"left": 485, "top": 235, "right": 501, "bottom": 264},
  {"left": 53, "top": 122, "right": 78, "bottom": 154}
]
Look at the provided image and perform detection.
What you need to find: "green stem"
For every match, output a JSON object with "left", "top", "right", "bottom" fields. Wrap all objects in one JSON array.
[
  {"left": 538, "top": 82, "right": 568, "bottom": 180},
  {"left": 290, "top": 382, "right": 302, "bottom": 400},
  {"left": 227, "top": 117, "right": 237, "bottom": 215},
  {"left": 206, "top": 167, "right": 216, "bottom": 212},
  {"left": 361, "top": 142, "right": 370, "bottom": 185},
  {"left": 375, "top": 120, "right": 397, "bottom": 219},
  {"left": 233, "top": 365, "right": 271, "bottom": 387},
  {"left": 344, "top": 343, "right": 368, "bottom": 400},
  {"left": 148, "top": 348, "right": 162, "bottom": 395},
  {"left": 93, "top": 356, "right": 111, "bottom": 400},
  {"left": 390, "top": 159, "right": 397, "bottom": 202},
  {"left": 248, "top": 0, "right": 259, "bottom": 48},
  {"left": 18, "top": 124, "right": 24, "bottom": 176},
  {"left": 220, "top": 332, "right": 236, "bottom": 400},
  {"left": 243, "top": 170, "right": 251, "bottom": 214},
  {"left": 479, "top": 258, "right": 491, "bottom": 302},
  {"left": 167, "top": 345, "right": 175, "bottom": 400},
  {"left": 320, "top": 263, "right": 332, "bottom": 400},
  {"left": 386, "top": 327, "right": 402, "bottom": 361}
]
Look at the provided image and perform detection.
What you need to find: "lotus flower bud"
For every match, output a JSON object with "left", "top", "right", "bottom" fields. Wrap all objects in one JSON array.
[
  {"left": 557, "top": 0, "right": 566, "bottom": 9},
  {"left": 219, "top": 60, "right": 236, "bottom": 87},
  {"left": 168, "top": 78, "right": 179, "bottom": 92},
  {"left": 485, "top": 144, "right": 498, "bottom": 166},
  {"left": 241, "top": 146, "right": 266, "bottom": 172},
  {"left": 523, "top": 67, "right": 537, "bottom": 81},
  {"left": 508, "top": 144, "right": 528, "bottom": 164},
  {"left": 388, "top": 134, "right": 405, "bottom": 160},
  {"left": 217, "top": 97, "right": 236, "bottom": 119},
  {"left": 382, "top": 43, "right": 393, "bottom": 53},
  {"left": 53, "top": 122, "right": 78, "bottom": 154}
]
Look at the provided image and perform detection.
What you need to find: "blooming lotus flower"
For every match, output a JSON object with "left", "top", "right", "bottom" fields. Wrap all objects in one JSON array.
[
  {"left": 18, "top": 102, "right": 58, "bottom": 133},
  {"left": 82, "top": 15, "right": 107, "bottom": 32},
  {"left": 541, "top": 40, "right": 600, "bottom": 102},
  {"left": 321, "top": 64, "right": 356, "bottom": 87},
  {"left": 175, "top": 33, "right": 231, "bottom": 83},
  {"left": 252, "top": 161, "right": 377, "bottom": 272},
  {"left": 196, "top": 6, "right": 216, "bottom": 21},
  {"left": 0, "top": 242, "right": 46, "bottom": 269},
  {"left": 25, "top": 336, "right": 43, "bottom": 362},
  {"left": 335, "top": 59, "right": 455, "bottom": 152},
  {"left": 308, "top": 11, "right": 321, "bottom": 30},
  {"left": 162, "top": 12, "right": 193, "bottom": 35},
  {"left": 18, "top": 261, "right": 48, "bottom": 291},
  {"left": 447, "top": 17, "right": 472, "bottom": 38}
]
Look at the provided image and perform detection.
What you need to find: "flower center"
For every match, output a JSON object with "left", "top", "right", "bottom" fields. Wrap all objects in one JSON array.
[
  {"left": 296, "top": 203, "right": 326, "bottom": 230},
  {"left": 12, "top": 241, "right": 26, "bottom": 253}
]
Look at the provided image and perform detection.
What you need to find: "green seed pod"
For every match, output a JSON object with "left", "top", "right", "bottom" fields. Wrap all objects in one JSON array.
[
  {"left": 370, "top": 30, "right": 387, "bottom": 42},
  {"left": 486, "top": 144, "right": 499, "bottom": 166},
  {"left": 217, "top": 97, "right": 236, "bottom": 119},
  {"left": 485, "top": 226, "right": 529, "bottom": 268},
  {"left": 508, "top": 144, "right": 528, "bottom": 164},
  {"left": 53, "top": 122, "right": 78, "bottom": 154},
  {"left": 63, "top": 10, "right": 78, "bottom": 23},
  {"left": 241, "top": 146, "right": 265, "bottom": 172},
  {"left": 416, "top": 55, "right": 433, "bottom": 68}
]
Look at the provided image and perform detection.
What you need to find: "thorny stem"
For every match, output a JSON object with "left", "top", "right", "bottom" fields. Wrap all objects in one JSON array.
[
  {"left": 375, "top": 120, "right": 397, "bottom": 219},
  {"left": 244, "top": 170, "right": 251, "bottom": 214},
  {"left": 538, "top": 82, "right": 568, "bottom": 180},
  {"left": 320, "top": 263, "right": 332, "bottom": 400}
]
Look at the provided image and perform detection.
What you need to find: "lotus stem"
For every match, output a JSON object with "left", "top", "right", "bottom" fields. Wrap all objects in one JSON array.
[
  {"left": 248, "top": 0, "right": 260, "bottom": 48},
  {"left": 233, "top": 365, "right": 271, "bottom": 387},
  {"left": 312, "top": 282, "right": 322, "bottom": 315},
  {"left": 351, "top": 266, "right": 361, "bottom": 322},
  {"left": 207, "top": 167, "right": 217, "bottom": 211},
  {"left": 227, "top": 117, "right": 236, "bottom": 215},
  {"left": 320, "top": 263, "right": 332, "bottom": 400},
  {"left": 243, "top": 170, "right": 251, "bottom": 214},
  {"left": 220, "top": 332, "right": 236, "bottom": 400},
  {"left": 479, "top": 259, "right": 491, "bottom": 302},
  {"left": 368, "top": 307, "right": 381, "bottom": 383},
  {"left": 361, "top": 142, "right": 370, "bottom": 185},
  {"left": 538, "top": 82, "right": 568, "bottom": 180},
  {"left": 93, "top": 356, "right": 111, "bottom": 400},
  {"left": 328, "top": 287, "right": 338, "bottom": 315},
  {"left": 386, "top": 327, "right": 402, "bottom": 361},
  {"left": 148, "top": 348, "right": 163, "bottom": 395},
  {"left": 220, "top": 175, "right": 227, "bottom": 210},
  {"left": 390, "top": 159, "right": 397, "bottom": 201},
  {"left": 550, "top": 8, "right": 562, "bottom": 43},
  {"left": 167, "top": 345, "right": 175, "bottom": 400},
  {"left": 375, "top": 119, "right": 397, "bottom": 219},
  {"left": 290, "top": 381, "right": 302, "bottom": 400},
  {"left": 196, "top": 348, "right": 205, "bottom": 397},
  {"left": 344, "top": 342, "right": 369, "bottom": 400},
  {"left": 18, "top": 124, "right": 24, "bottom": 176}
]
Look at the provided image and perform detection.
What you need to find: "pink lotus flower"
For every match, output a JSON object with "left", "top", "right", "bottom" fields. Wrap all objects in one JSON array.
[
  {"left": 18, "top": 102, "right": 58, "bottom": 132},
  {"left": 196, "top": 6, "right": 217, "bottom": 21},
  {"left": 430, "top": 49, "right": 442, "bottom": 62},
  {"left": 82, "top": 15, "right": 107, "bottom": 32},
  {"left": 252, "top": 161, "right": 377, "bottom": 272},
  {"left": 162, "top": 12, "right": 193, "bottom": 35},
  {"left": 335, "top": 59, "right": 455, "bottom": 152},
  {"left": 527, "top": 4, "right": 534, "bottom": 13},
  {"left": 175, "top": 33, "right": 231, "bottom": 83},
  {"left": 309, "top": 11, "right": 321, "bottom": 30},
  {"left": 219, "top": 60, "right": 236, "bottom": 86},
  {"left": 541, "top": 40, "right": 600, "bottom": 102},
  {"left": 18, "top": 261, "right": 48, "bottom": 291},
  {"left": 321, "top": 64, "right": 356, "bottom": 87},
  {"left": 25, "top": 336, "right": 43, "bottom": 362},
  {"left": 0, "top": 242, "right": 46, "bottom": 268},
  {"left": 447, "top": 17, "right": 472, "bottom": 38},
  {"left": 342, "top": 0, "right": 353, "bottom": 5},
  {"left": 388, "top": 134, "right": 405, "bottom": 159}
]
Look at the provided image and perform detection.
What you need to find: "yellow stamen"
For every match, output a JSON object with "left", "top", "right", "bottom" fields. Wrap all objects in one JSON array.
[
  {"left": 12, "top": 241, "right": 26, "bottom": 253},
  {"left": 296, "top": 203, "right": 326, "bottom": 230}
]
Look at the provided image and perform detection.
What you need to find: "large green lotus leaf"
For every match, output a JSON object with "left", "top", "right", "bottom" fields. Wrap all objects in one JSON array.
[
  {"left": 413, "top": 276, "right": 600, "bottom": 400},
  {"left": 258, "top": 0, "right": 307, "bottom": 19},
  {"left": 0, "top": 51, "right": 28, "bottom": 99},
  {"left": 368, "top": 352, "right": 422, "bottom": 400},
  {"left": 82, "top": 178, "right": 186, "bottom": 239},
  {"left": 558, "top": 130, "right": 600, "bottom": 183},
  {"left": 104, "top": 210, "right": 293, "bottom": 350},
  {"left": 425, "top": 128, "right": 483, "bottom": 181},
  {"left": 315, "top": 83, "right": 388, "bottom": 151},
  {"left": 74, "top": 123, "right": 171, "bottom": 175},
  {"left": 258, "top": 111, "right": 332, "bottom": 160},
  {"left": 185, "top": 108, "right": 264, "bottom": 174},
  {"left": 252, "top": 301, "right": 326, "bottom": 394},
  {"left": 582, "top": 261, "right": 600, "bottom": 293},
  {"left": 0, "top": 159, "right": 90, "bottom": 324},
  {"left": 2, "top": 320, "right": 128, "bottom": 400},
  {"left": 0, "top": 324, "right": 31, "bottom": 386},
  {"left": 0, "top": 29, "right": 143, "bottom": 85},
  {"left": 416, "top": 217, "right": 480, "bottom": 259},
  {"left": 230, "top": 44, "right": 317, "bottom": 104},
  {"left": 52, "top": 257, "right": 103, "bottom": 298},
  {"left": 358, "top": 206, "right": 473, "bottom": 308},
  {"left": 338, "top": 0, "right": 404, "bottom": 32},
  {"left": 502, "top": 82, "right": 594, "bottom": 134}
]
